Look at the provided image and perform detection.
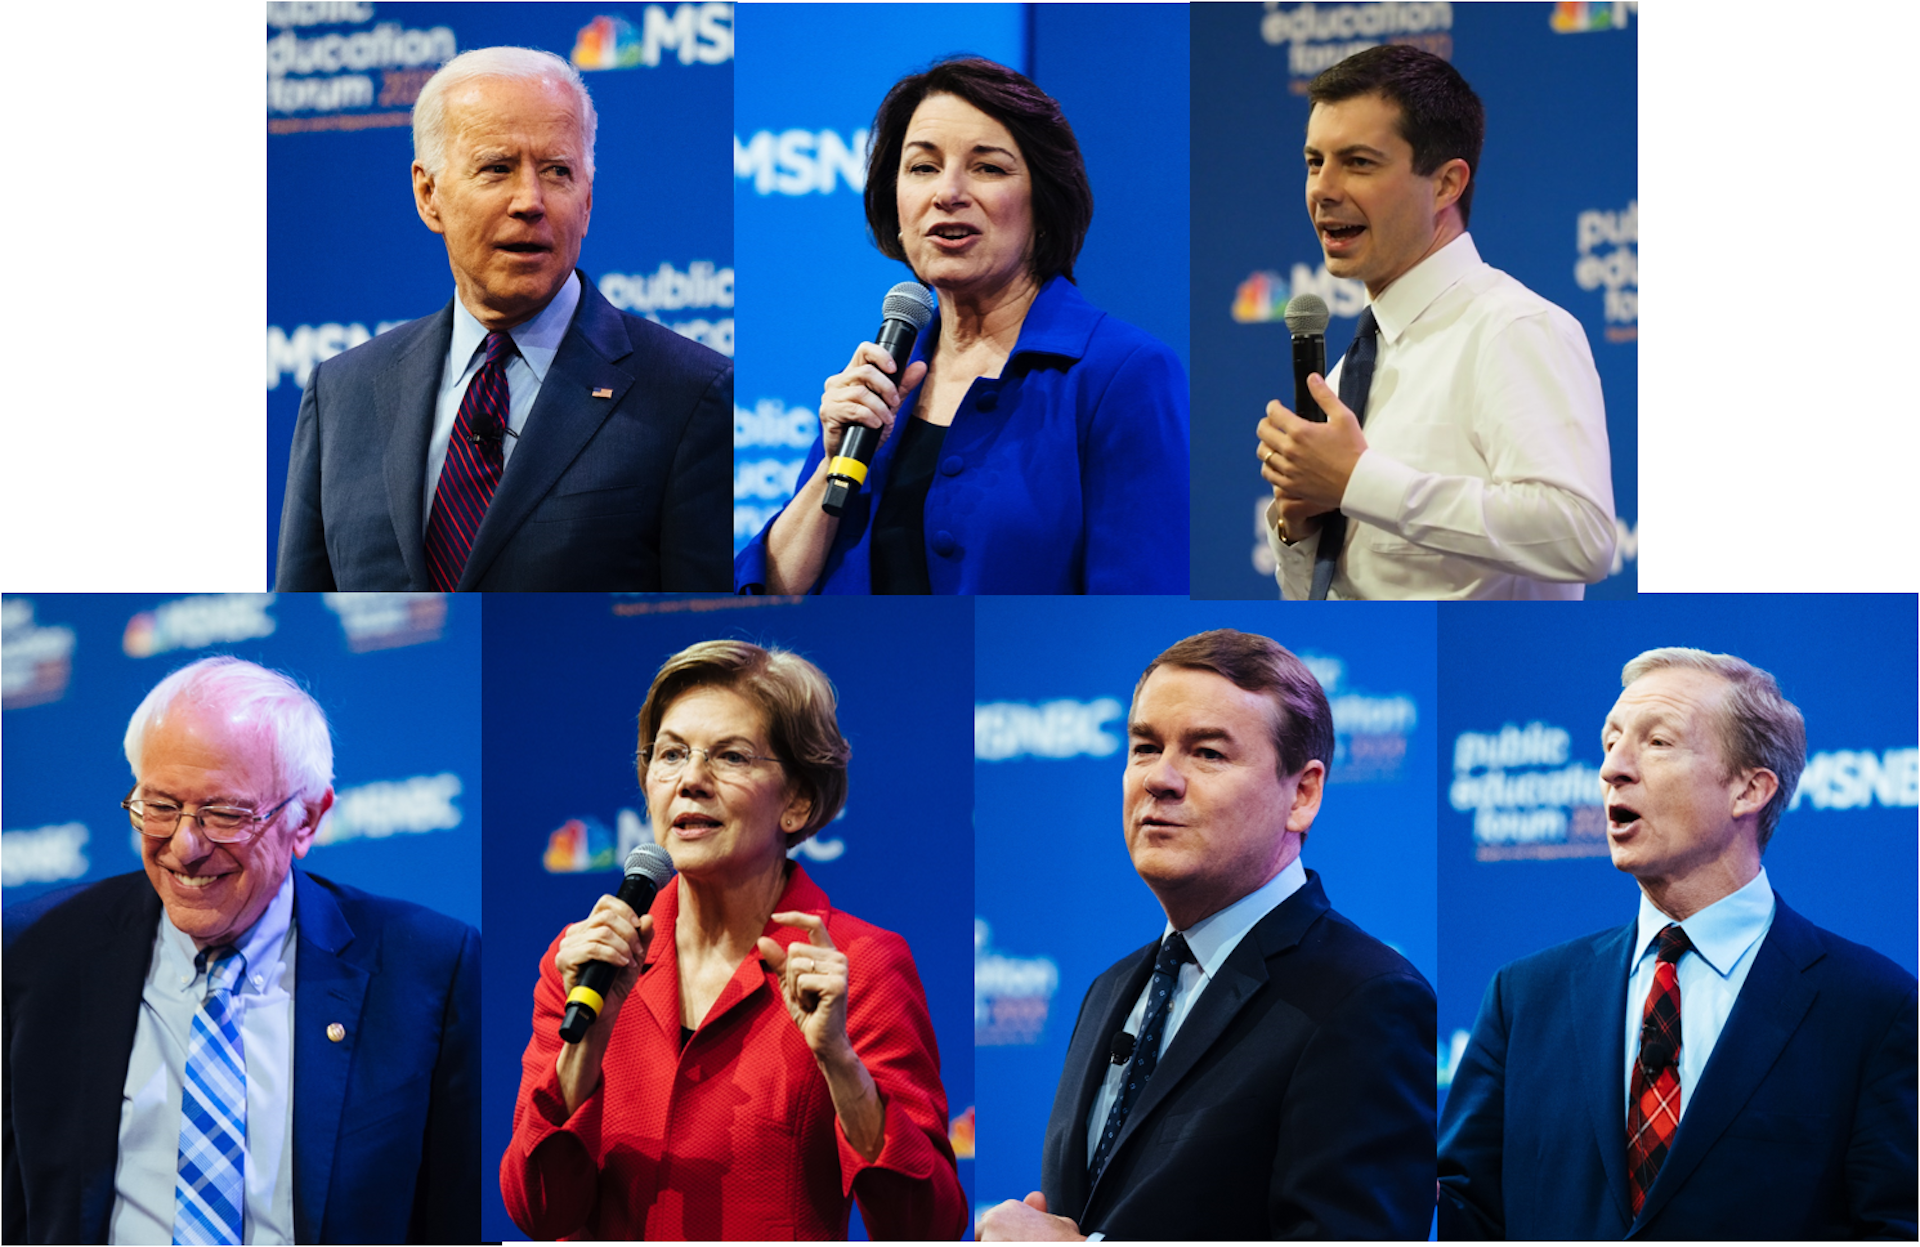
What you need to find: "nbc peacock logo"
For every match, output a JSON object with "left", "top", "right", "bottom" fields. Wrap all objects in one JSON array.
[
  {"left": 1232, "top": 270, "right": 1292, "bottom": 324},
  {"left": 572, "top": 15, "right": 644, "bottom": 69}
]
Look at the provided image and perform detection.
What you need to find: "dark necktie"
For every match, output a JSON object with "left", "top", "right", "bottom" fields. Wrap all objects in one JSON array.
[
  {"left": 173, "top": 945, "right": 246, "bottom": 1245},
  {"left": 1627, "top": 923, "right": 1692, "bottom": 1215},
  {"left": 1310, "top": 305, "right": 1379, "bottom": 600},
  {"left": 1088, "top": 931, "right": 1192, "bottom": 1183},
  {"left": 425, "top": 332, "right": 514, "bottom": 592}
]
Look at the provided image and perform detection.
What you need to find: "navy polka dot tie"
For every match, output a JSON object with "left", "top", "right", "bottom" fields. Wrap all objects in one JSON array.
[{"left": 1088, "top": 931, "right": 1192, "bottom": 1182}]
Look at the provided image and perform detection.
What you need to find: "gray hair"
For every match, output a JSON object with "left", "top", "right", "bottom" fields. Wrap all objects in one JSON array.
[
  {"left": 412, "top": 46, "right": 597, "bottom": 180},
  {"left": 1620, "top": 647, "right": 1806, "bottom": 850},
  {"left": 125, "top": 656, "right": 335, "bottom": 821}
]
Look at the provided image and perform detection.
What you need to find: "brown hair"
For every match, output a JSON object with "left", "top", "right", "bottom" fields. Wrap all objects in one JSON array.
[
  {"left": 1133, "top": 629, "right": 1334, "bottom": 781},
  {"left": 637, "top": 640, "right": 850, "bottom": 847},
  {"left": 1307, "top": 43, "right": 1484, "bottom": 226}
]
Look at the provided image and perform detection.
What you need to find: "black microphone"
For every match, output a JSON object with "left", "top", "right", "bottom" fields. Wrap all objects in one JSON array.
[
  {"left": 559, "top": 843, "right": 677, "bottom": 1044},
  {"left": 1283, "top": 293, "right": 1331, "bottom": 423},
  {"left": 1109, "top": 1031, "right": 1137, "bottom": 1066},
  {"left": 822, "top": 282, "right": 937, "bottom": 517}
]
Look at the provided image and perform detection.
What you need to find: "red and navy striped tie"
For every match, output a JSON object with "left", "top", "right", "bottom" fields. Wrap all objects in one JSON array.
[
  {"left": 425, "top": 332, "right": 513, "bottom": 591},
  {"left": 1627, "top": 923, "right": 1691, "bottom": 1215}
]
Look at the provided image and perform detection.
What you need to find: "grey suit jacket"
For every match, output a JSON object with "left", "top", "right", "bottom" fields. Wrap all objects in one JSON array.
[{"left": 274, "top": 272, "right": 731, "bottom": 591}]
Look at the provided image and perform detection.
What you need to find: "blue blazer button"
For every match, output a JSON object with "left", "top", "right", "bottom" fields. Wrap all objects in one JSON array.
[{"left": 931, "top": 531, "right": 958, "bottom": 557}]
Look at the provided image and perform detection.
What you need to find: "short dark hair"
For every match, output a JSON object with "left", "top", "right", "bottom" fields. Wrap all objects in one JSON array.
[
  {"left": 864, "top": 56, "right": 1093, "bottom": 283},
  {"left": 1307, "top": 43, "right": 1485, "bottom": 226},
  {"left": 1133, "top": 629, "right": 1334, "bottom": 781}
]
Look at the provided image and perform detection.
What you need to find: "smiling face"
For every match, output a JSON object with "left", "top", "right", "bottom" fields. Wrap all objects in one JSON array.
[
  {"left": 895, "top": 92, "right": 1036, "bottom": 301},
  {"left": 1304, "top": 91, "right": 1465, "bottom": 298},
  {"left": 642, "top": 685, "right": 809, "bottom": 883},
  {"left": 1600, "top": 667, "right": 1774, "bottom": 908},
  {"left": 1123, "top": 667, "right": 1324, "bottom": 930},
  {"left": 413, "top": 74, "right": 592, "bottom": 331},
  {"left": 136, "top": 699, "right": 321, "bottom": 950}
]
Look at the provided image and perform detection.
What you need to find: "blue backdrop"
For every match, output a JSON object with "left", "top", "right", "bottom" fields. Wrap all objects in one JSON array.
[
  {"left": 973, "top": 597, "right": 1436, "bottom": 1227},
  {"left": 1, "top": 592, "right": 481, "bottom": 931},
  {"left": 733, "top": 3, "right": 1190, "bottom": 557},
  {"left": 1435, "top": 594, "right": 1919, "bottom": 1116},
  {"left": 266, "top": 1, "right": 734, "bottom": 586},
  {"left": 1190, "top": 2, "right": 1638, "bottom": 597},
  {"left": 479, "top": 593, "right": 975, "bottom": 1241}
]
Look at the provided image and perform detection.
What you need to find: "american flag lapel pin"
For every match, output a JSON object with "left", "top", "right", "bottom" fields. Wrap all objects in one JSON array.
[{"left": 592, "top": 387, "right": 614, "bottom": 399}]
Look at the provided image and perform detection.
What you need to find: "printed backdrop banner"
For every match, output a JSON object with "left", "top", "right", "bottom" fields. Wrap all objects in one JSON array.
[
  {"left": 733, "top": 3, "right": 1190, "bottom": 557},
  {"left": 267, "top": 1, "right": 734, "bottom": 585},
  {"left": 479, "top": 594, "right": 975, "bottom": 1241},
  {"left": 1435, "top": 595, "right": 1919, "bottom": 1115},
  {"left": 1, "top": 593, "right": 480, "bottom": 930},
  {"left": 974, "top": 598, "right": 1436, "bottom": 1224},
  {"left": 1190, "top": 2, "right": 1638, "bottom": 597}
]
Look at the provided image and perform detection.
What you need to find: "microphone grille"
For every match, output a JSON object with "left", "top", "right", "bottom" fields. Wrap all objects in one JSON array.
[
  {"left": 1283, "top": 292, "right": 1331, "bottom": 335},
  {"left": 623, "top": 843, "right": 676, "bottom": 888},
  {"left": 882, "top": 281, "right": 937, "bottom": 330}
]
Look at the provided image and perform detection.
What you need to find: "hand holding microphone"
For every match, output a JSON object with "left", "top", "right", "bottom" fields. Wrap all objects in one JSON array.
[
  {"left": 557, "top": 844, "right": 676, "bottom": 1044},
  {"left": 1257, "top": 293, "right": 1368, "bottom": 524},
  {"left": 819, "top": 282, "right": 935, "bottom": 517}
]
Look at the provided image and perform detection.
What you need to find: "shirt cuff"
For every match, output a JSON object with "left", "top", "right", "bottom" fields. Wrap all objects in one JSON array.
[
  {"left": 834, "top": 1088, "right": 945, "bottom": 1198},
  {"left": 1265, "top": 497, "right": 1319, "bottom": 600},
  {"left": 1339, "top": 447, "right": 1423, "bottom": 532}
]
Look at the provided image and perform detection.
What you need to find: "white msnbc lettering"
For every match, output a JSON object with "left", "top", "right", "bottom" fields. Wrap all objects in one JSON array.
[
  {"left": 130, "top": 595, "right": 277, "bottom": 655},
  {"left": 1, "top": 823, "right": 89, "bottom": 888},
  {"left": 1791, "top": 748, "right": 1920, "bottom": 811},
  {"left": 268, "top": 320, "right": 410, "bottom": 390},
  {"left": 975, "top": 699, "right": 1125, "bottom": 761},
  {"left": 735, "top": 399, "right": 818, "bottom": 450},
  {"left": 1611, "top": 516, "right": 1638, "bottom": 575},
  {"left": 734, "top": 504, "right": 781, "bottom": 543},
  {"left": 1286, "top": 263, "right": 1369, "bottom": 318},
  {"left": 318, "top": 773, "right": 463, "bottom": 845},
  {"left": 734, "top": 129, "right": 868, "bottom": 196},
  {"left": 265, "top": 23, "right": 456, "bottom": 79},
  {"left": 642, "top": 3, "right": 733, "bottom": 66},
  {"left": 735, "top": 458, "right": 805, "bottom": 502}
]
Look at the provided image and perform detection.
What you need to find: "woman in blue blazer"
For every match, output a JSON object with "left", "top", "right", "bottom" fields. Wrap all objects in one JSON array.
[{"left": 734, "top": 57, "right": 1189, "bottom": 595}]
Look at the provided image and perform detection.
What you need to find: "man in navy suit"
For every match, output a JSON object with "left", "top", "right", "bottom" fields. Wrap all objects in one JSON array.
[
  {"left": 274, "top": 45, "right": 730, "bottom": 592},
  {"left": 2, "top": 656, "right": 479, "bottom": 1243},
  {"left": 1438, "top": 647, "right": 1917, "bottom": 1239},
  {"left": 977, "top": 629, "right": 1434, "bottom": 1240}
]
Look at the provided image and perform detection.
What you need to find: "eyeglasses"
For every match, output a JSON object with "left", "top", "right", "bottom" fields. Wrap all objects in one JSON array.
[
  {"left": 641, "top": 742, "right": 784, "bottom": 778},
  {"left": 122, "top": 789, "right": 297, "bottom": 844}
]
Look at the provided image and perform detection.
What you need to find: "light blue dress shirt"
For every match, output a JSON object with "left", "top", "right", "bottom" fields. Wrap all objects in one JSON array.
[
  {"left": 1621, "top": 867, "right": 1776, "bottom": 1121},
  {"left": 420, "top": 270, "right": 582, "bottom": 531},
  {"left": 110, "top": 869, "right": 297, "bottom": 1245}
]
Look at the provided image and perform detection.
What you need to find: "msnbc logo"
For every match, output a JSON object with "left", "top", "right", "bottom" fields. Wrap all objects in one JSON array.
[
  {"left": 322, "top": 593, "right": 447, "bottom": 652},
  {"left": 544, "top": 816, "right": 622, "bottom": 873},
  {"left": 123, "top": 595, "right": 277, "bottom": 659},
  {"left": 571, "top": 5, "right": 732, "bottom": 69},
  {"left": 316, "top": 774, "right": 464, "bottom": 846},
  {"left": 1550, "top": 1, "right": 1634, "bottom": 33},
  {"left": 734, "top": 129, "right": 868, "bottom": 196},
  {"left": 1232, "top": 264, "right": 1366, "bottom": 324}
]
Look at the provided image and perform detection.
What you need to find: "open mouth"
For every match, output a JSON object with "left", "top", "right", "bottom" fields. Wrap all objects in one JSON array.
[
  {"left": 1608, "top": 804, "right": 1641, "bottom": 829},
  {"left": 168, "top": 870, "right": 227, "bottom": 889},
  {"left": 929, "top": 223, "right": 979, "bottom": 240},
  {"left": 497, "top": 242, "right": 550, "bottom": 254},
  {"left": 673, "top": 814, "right": 722, "bottom": 835}
]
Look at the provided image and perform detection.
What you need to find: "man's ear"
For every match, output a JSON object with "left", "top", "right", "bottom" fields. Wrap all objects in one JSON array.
[
  {"left": 291, "top": 788, "right": 333, "bottom": 860},
  {"left": 1285, "top": 760, "right": 1327, "bottom": 835}
]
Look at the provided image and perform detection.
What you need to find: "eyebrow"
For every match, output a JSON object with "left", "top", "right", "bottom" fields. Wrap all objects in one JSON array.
[
  {"left": 1129, "top": 723, "right": 1238, "bottom": 746},
  {"left": 905, "top": 139, "right": 1020, "bottom": 162},
  {"left": 1303, "top": 142, "right": 1391, "bottom": 160}
]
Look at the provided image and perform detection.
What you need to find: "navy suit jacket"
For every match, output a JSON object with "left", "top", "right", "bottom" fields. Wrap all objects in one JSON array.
[
  {"left": 2, "top": 869, "right": 480, "bottom": 1244},
  {"left": 1437, "top": 892, "right": 1918, "bottom": 1239},
  {"left": 275, "top": 271, "right": 731, "bottom": 591},
  {"left": 1040, "top": 872, "right": 1435, "bottom": 1239}
]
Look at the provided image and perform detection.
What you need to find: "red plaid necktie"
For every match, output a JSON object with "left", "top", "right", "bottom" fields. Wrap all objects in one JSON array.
[
  {"left": 425, "top": 331, "right": 513, "bottom": 591},
  {"left": 1627, "top": 923, "right": 1692, "bottom": 1215}
]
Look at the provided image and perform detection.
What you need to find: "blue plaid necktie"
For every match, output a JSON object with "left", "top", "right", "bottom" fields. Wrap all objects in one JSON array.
[
  {"left": 1311, "top": 305, "right": 1379, "bottom": 600},
  {"left": 173, "top": 945, "right": 247, "bottom": 1245},
  {"left": 1088, "top": 931, "right": 1192, "bottom": 1182}
]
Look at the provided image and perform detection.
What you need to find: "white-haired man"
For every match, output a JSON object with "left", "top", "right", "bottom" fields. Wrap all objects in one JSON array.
[
  {"left": 276, "top": 45, "right": 731, "bottom": 593},
  {"left": 3, "top": 657, "right": 480, "bottom": 1243}
]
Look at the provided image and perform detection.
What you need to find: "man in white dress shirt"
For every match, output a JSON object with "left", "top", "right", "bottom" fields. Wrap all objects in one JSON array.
[{"left": 1257, "top": 44, "right": 1615, "bottom": 600}]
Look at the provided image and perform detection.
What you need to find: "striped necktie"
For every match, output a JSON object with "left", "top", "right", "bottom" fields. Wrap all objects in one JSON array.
[
  {"left": 173, "top": 945, "right": 247, "bottom": 1245},
  {"left": 425, "top": 331, "right": 514, "bottom": 591},
  {"left": 1627, "top": 923, "right": 1692, "bottom": 1215}
]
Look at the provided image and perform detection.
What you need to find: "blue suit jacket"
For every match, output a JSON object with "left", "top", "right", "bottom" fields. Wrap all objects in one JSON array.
[
  {"left": 2, "top": 869, "right": 480, "bottom": 1244},
  {"left": 1040, "top": 872, "right": 1435, "bottom": 1239},
  {"left": 734, "top": 275, "right": 1189, "bottom": 594},
  {"left": 1437, "top": 893, "right": 1917, "bottom": 1239},
  {"left": 275, "top": 271, "right": 731, "bottom": 591}
]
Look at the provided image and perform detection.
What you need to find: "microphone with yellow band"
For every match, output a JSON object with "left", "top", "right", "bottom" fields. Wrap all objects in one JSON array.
[
  {"left": 822, "top": 282, "right": 936, "bottom": 517},
  {"left": 559, "top": 843, "right": 677, "bottom": 1044}
]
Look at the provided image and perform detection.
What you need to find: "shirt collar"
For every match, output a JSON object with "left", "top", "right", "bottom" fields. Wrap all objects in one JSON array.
[
  {"left": 157, "top": 864, "right": 297, "bottom": 998},
  {"left": 1365, "top": 231, "right": 1481, "bottom": 345},
  {"left": 1633, "top": 866, "right": 1775, "bottom": 979},
  {"left": 1165, "top": 855, "right": 1309, "bottom": 979},
  {"left": 448, "top": 268, "right": 583, "bottom": 386}
]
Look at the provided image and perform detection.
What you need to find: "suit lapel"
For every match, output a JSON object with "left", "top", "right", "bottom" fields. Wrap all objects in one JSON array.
[
  {"left": 379, "top": 305, "right": 453, "bottom": 589},
  {"left": 1570, "top": 922, "right": 1636, "bottom": 1227},
  {"left": 1633, "top": 895, "right": 1821, "bottom": 1230},
  {"left": 75, "top": 877, "right": 163, "bottom": 1242},
  {"left": 290, "top": 870, "right": 371, "bottom": 1246},
  {"left": 460, "top": 274, "right": 636, "bottom": 589}
]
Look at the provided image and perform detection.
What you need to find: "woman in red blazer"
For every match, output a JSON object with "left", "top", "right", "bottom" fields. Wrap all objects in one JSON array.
[{"left": 500, "top": 640, "right": 965, "bottom": 1240}]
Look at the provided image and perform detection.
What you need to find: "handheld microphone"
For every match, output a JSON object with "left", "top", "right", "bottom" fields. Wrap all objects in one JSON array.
[
  {"left": 559, "top": 843, "right": 677, "bottom": 1044},
  {"left": 823, "top": 282, "right": 937, "bottom": 517},
  {"left": 1283, "top": 293, "right": 1331, "bottom": 423},
  {"left": 1109, "top": 1031, "right": 1137, "bottom": 1066}
]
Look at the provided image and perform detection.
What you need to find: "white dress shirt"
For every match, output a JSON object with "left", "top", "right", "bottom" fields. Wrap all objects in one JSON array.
[
  {"left": 420, "top": 270, "right": 582, "bottom": 530},
  {"left": 1621, "top": 868, "right": 1776, "bottom": 1121},
  {"left": 1269, "top": 233, "right": 1615, "bottom": 599},
  {"left": 1083, "top": 856, "right": 1309, "bottom": 1162},
  {"left": 110, "top": 870, "right": 297, "bottom": 1245}
]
